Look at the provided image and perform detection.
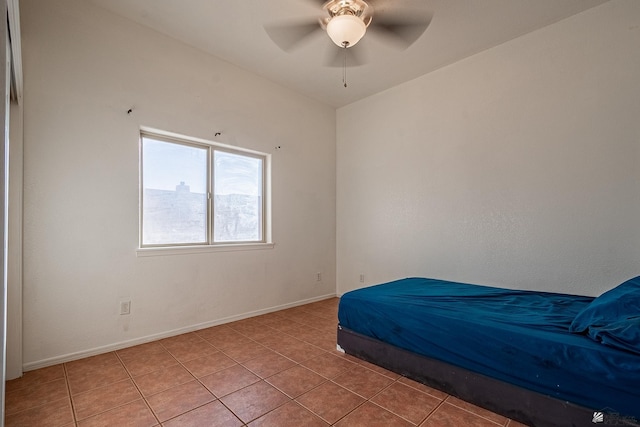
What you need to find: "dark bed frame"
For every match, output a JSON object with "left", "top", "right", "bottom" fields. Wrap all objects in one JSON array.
[{"left": 337, "top": 325, "right": 639, "bottom": 427}]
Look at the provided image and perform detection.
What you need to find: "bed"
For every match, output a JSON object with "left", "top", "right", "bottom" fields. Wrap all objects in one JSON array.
[{"left": 337, "top": 276, "right": 640, "bottom": 427}]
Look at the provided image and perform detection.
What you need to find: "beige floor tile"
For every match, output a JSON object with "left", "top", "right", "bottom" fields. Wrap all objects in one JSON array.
[
  {"left": 118, "top": 348, "right": 178, "bottom": 377},
  {"left": 265, "top": 365, "right": 326, "bottom": 398},
  {"left": 76, "top": 399, "right": 157, "bottom": 427},
  {"left": 5, "top": 397, "right": 75, "bottom": 427},
  {"left": 161, "top": 339, "right": 217, "bottom": 363},
  {"left": 332, "top": 364, "right": 395, "bottom": 399},
  {"left": 162, "top": 400, "right": 243, "bottom": 427},
  {"left": 133, "top": 364, "right": 195, "bottom": 397},
  {"left": 248, "top": 401, "right": 329, "bottom": 427},
  {"left": 72, "top": 378, "right": 142, "bottom": 420},
  {"left": 421, "top": 402, "right": 505, "bottom": 427},
  {"left": 5, "top": 378, "right": 70, "bottom": 415},
  {"left": 5, "top": 364, "right": 65, "bottom": 393},
  {"left": 370, "top": 381, "right": 441, "bottom": 425},
  {"left": 300, "top": 352, "right": 358, "bottom": 379},
  {"left": 199, "top": 364, "right": 261, "bottom": 398},
  {"left": 67, "top": 362, "right": 130, "bottom": 395},
  {"left": 220, "top": 381, "right": 290, "bottom": 423},
  {"left": 145, "top": 380, "right": 214, "bottom": 422},
  {"left": 334, "top": 402, "right": 414, "bottom": 427},
  {"left": 296, "top": 381, "right": 365, "bottom": 424},
  {"left": 241, "top": 350, "right": 297, "bottom": 378}
]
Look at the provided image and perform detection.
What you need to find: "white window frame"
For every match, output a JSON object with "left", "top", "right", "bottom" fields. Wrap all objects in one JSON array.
[{"left": 137, "top": 129, "right": 273, "bottom": 257}]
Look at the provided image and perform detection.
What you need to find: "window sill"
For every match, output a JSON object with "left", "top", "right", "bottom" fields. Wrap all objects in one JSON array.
[{"left": 136, "top": 242, "right": 275, "bottom": 257}]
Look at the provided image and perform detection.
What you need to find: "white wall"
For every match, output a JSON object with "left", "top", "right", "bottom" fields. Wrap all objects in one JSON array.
[
  {"left": 7, "top": 99, "right": 23, "bottom": 380},
  {"left": 337, "top": 0, "right": 640, "bottom": 296},
  {"left": 1, "top": 0, "right": 8, "bottom": 416},
  {"left": 21, "top": 0, "right": 336, "bottom": 369}
]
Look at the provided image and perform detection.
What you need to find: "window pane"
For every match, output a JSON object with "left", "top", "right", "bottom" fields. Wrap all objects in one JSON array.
[
  {"left": 214, "top": 150, "right": 263, "bottom": 242},
  {"left": 142, "top": 138, "right": 208, "bottom": 245}
]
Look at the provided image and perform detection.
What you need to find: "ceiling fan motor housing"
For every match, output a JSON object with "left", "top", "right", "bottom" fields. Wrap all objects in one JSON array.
[{"left": 322, "top": 0, "right": 372, "bottom": 48}]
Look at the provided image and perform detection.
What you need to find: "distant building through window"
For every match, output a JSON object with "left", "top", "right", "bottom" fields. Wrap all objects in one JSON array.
[{"left": 140, "top": 132, "right": 267, "bottom": 247}]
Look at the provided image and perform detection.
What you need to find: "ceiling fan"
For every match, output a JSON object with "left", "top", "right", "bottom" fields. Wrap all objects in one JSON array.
[{"left": 265, "top": 0, "right": 432, "bottom": 86}]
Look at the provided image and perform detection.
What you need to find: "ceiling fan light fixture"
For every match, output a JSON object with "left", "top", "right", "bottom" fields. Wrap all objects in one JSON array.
[{"left": 326, "top": 14, "right": 366, "bottom": 48}]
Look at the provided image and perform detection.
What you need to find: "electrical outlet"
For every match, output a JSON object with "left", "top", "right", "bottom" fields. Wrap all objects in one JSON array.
[
  {"left": 120, "top": 300, "right": 131, "bottom": 315},
  {"left": 359, "top": 274, "right": 365, "bottom": 283},
  {"left": 316, "top": 272, "right": 322, "bottom": 282}
]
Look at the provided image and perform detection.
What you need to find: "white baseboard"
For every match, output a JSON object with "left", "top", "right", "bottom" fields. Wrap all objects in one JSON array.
[{"left": 23, "top": 293, "right": 337, "bottom": 372}]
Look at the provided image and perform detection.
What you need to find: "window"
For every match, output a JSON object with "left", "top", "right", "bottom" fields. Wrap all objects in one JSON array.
[{"left": 140, "top": 131, "right": 268, "bottom": 249}]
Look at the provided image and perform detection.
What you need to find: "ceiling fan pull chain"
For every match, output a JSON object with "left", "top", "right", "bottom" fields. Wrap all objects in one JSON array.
[{"left": 342, "top": 42, "right": 348, "bottom": 88}]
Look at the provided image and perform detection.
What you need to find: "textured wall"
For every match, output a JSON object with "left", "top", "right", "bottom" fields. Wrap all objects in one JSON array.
[
  {"left": 337, "top": 0, "right": 640, "bottom": 296},
  {"left": 21, "top": 0, "right": 336, "bottom": 368}
]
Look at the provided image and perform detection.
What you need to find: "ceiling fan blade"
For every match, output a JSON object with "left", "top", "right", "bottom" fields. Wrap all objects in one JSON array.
[
  {"left": 324, "top": 42, "right": 368, "bottom": 68},
  {"left": 370, "top": 13, "right": 433, "bottom": 49},
  {"left": 264, "top": 21, "right": 323, "bottom": 52}
]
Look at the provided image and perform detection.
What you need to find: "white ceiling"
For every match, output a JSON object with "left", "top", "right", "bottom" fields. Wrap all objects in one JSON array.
[{"left": 87, "top": 0, "right": 609, "bottom": 108}]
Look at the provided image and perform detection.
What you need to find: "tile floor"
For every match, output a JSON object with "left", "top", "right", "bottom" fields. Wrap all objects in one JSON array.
[{"left": 5, "top": 297, "right": 529, "bottom": 426}]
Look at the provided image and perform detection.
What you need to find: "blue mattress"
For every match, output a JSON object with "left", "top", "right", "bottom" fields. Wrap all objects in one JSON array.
[{"left": 338, "top": 277, "right": 640, "bottom": 418}]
